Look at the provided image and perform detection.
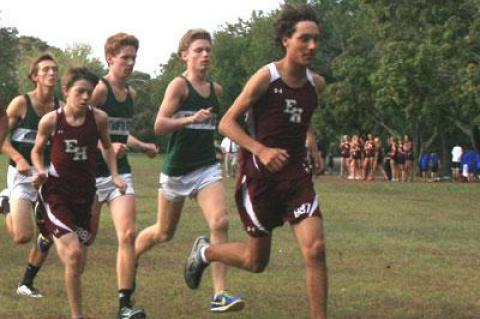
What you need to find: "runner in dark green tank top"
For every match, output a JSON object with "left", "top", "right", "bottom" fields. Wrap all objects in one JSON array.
[
  {"left": 95, "top": 77, "right": 134, "bottom": 177},
  {"left": 1, "top": 53, "right": 60, "bottom": 299},
  {"left": 162, "top": 75, "right": 219, "bottom": 176},
  {"left": 8, "top": 94, "right": 59, "bottom": 167},
  {"left": 89, "top": 33, "right": 157, "bottom": 319},
  {"left": 135, "top": 28, "right": 244, "bottom": 313}
]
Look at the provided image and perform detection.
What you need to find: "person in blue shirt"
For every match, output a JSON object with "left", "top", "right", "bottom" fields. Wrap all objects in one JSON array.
[
  {"left": 461, "top": 149, "right": 477, "bottom": 182},
  {"left": 476, "top": 152, "right": 480, "bottom": 180},
  {"left": 429, "top": 152, "right": 440, "bottom": 181},
  {"left": 419, "top": 153, "right": 430, "bottom": 182}
]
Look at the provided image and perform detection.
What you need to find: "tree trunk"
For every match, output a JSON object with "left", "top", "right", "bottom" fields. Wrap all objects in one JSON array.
[{"left": 440, "top": 131, "right": 449, "bottom": 177}]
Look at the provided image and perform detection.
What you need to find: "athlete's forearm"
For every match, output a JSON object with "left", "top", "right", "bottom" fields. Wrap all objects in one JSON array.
[
  {"left": 31, "top": 145, "right": 45, "bottom": 174},
  {"left": 219, "top": 118, "right": 265, "bottom": 157},
  {"left": 1, "top": 139, "right": 28, "bottom": 165},
  {"left": 126, "top": 134, "right": 148, "bottom": 150},
  {"left": 154, "top": 115, "right": 193, "bottom": 135},
  {"left": 104, "top": 146, "right": 120, "bottom": 178}
]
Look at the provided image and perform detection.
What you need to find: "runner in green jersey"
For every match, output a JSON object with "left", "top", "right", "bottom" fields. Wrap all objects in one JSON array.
[
  {"left": 89, "top": 33, "right": 157, "bottom": 319},
  {"left": 134, "top": 28, "right": 244, "bottom": 313},
  {"left": 1, "top": 54, "right": 60, "bottom": 298}
]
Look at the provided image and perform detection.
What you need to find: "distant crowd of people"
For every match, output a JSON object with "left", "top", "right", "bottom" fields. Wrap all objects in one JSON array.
[
  {"left": 339, "top": 134, "right": 414, "bottom": 182},
  {"left": 337, "top": 134, "right": 480, "bottom": 183}
]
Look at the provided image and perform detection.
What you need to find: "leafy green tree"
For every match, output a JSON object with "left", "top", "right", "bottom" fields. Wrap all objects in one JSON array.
[
  {"left": 322, "top": 0, "right": 479, "bottom": 168},
  {"left": 146, "top": 54, "right": 185, "bottom": 149},
  {"left": 0, "top": 25, "right": 19, "bottom": 106},
  {"left": 128, "top": 70, "right": 157, "bottom": 143},
  {"left": 212, "top": 11, "right": 279, "bottom": 114}
]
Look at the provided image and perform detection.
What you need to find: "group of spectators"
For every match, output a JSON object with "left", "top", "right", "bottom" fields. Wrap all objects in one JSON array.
[
  {"left": 447, "top": 145, "right": 480, "bottom": 182},
  {"left": 337, "top": 134, "right": 480, "bottom": 183},
  {"left": 339, "top": 134, "right": 414, "bottom": 182},
  {"left": 216, "top": 134, "right": 480, "bottom": 184}
]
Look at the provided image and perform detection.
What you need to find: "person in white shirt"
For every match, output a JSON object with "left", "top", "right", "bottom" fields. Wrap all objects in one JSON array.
[
  {"left": 220, "top": 136, "right": 238, "bottom": 178},
  {"left": 451, "top": 145, "right": 463, "bottom": 181}
]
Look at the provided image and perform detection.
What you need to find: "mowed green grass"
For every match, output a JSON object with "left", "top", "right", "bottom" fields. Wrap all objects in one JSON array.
[{"left": 0, "top": 153, "right": 479, "bottom": 319}]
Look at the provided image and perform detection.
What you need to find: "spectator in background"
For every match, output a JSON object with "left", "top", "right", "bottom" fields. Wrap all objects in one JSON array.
[
  {"left": 362, "top": 133, "right": 375, "bottom": 181},
  {"left": 451, "top": 144, "right": 463, "bottom": 181},
  {"left": 349, "top": 134, "right": 361, "bottom": 180},
  {"left": 429, "top": 152, "right": 440, "bottom": 182},
  {"left": 373, "top": 137, "right": 388, "bottom": 180},
  {"left": 214, "top": 139, "right": 224, "bottom": 162},
  {"left": 419, "top": 153, "right": 430, "bottom": 182},
  {"left": 403, "top": 135, "right": 414, "bottom": 182},
  {"left": 339, "top": 135, "right": 350, "bottom": 178},
  {"left": 220, "top": 136, "right": 238, "bottom": 178},
  {"left": 388, "top": 136, "right": 399, "bottom": 182},
  {"left": 397, "top": 139, "right": 406, "bottom": 182},
  {"left": 476, "top": 152, "right": 480, "bottom": 181},
  {"left": 461, "top": 149, "right": 476, "bottom": 182}
]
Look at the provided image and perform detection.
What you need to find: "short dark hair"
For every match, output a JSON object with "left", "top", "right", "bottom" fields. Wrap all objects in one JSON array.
[
  {"left": 28, "top": 53, "right": 57, "bottom": 84},
  {"left": 273, "top": 4, "right": 320, "bottom": 52},
  {"left": 62, "top": 67, "right": 99, "bottom": 90},
  {"left": 177, "top": 28, "right": 212, "bottom": 57}
]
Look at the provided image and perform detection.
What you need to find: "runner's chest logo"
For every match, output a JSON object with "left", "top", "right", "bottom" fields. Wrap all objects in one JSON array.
[
  {"left": 284, "top": 99, "right": 303, "bottom": 124},
  {"left": 64, "top": 139, "right": 88, "bottom": 161}
]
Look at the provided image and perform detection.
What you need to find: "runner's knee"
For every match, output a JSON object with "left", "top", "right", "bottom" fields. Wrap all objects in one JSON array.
[
  {"left": 245, "top": 252, "right": 269, "bottom": 273},
  {"left": 12, "top": 231, "right": 33, "bottom": 244},
  {"left": 118, "top": 227, "right": 136, "bottom": 246},
  {"left": 153, "top": 225, "right": 176, "bottom": 243},
  {"left": 303, "top": 239, "right": 326, "bottom": 267},
  {"left": 64, "top": 247, "right": 83, "bottom": 271},
  {"left": 208, "top": 213, "right": 229, "bottom": 234},
  {"left": 247, "top": 259, "right": 268, "bottom": 273}
]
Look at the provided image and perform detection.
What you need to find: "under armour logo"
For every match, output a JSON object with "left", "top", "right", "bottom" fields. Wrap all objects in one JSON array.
[
  {"left": 274, "top": 87, "right": 283, "bottom": 94},
  {"left": 247, "top": 226, "right": 256, "bottom": 233}
]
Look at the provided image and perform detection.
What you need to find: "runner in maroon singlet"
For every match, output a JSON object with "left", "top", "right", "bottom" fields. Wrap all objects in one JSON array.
[
  {"left": 362, "top": 133, "right": 375, "bottom": 181},
  {"left": 388, "top": 136, "right": 399, "bottom": 182},
  {"left": 402, "top": 134, "right": 414, "bottom": 182},
  {"left": 339, "top": 135, "right": 350, "bottom": 178},
  {"left": 349, "top": 134, "right": 361, "bottom": 180},
  {"left": 184, "top": 5, "right": 327, "bottom": 319},
  {"left": 31, "top": 67, "right": 125, "bottom": 319}
]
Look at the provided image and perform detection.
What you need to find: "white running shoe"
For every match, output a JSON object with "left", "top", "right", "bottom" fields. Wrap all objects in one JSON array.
[{"left": 16, "top": 284, "right": 44, "bottom": 298}]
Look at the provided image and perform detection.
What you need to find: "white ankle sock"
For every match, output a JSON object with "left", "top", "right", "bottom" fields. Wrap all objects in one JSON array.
[{"left": 200, "top": 245, "right": 209, "bottom": 264}]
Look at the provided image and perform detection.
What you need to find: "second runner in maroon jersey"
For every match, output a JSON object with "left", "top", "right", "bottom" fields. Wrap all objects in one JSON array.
[
  {"left": 38, "top": 106, "right": 98, "bottom": 241},
  {"left": 31, "top": 67, "right": 124, "bottom": 319}
]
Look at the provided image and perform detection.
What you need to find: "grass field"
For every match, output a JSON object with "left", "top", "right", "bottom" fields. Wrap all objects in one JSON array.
[{"left": 0, "top": 153, "right": 479, "bottom": 319}]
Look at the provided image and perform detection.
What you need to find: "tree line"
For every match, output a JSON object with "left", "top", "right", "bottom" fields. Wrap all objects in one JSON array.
[{"left": 1, "top": 0, "right": 479, "bottom": 173}]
